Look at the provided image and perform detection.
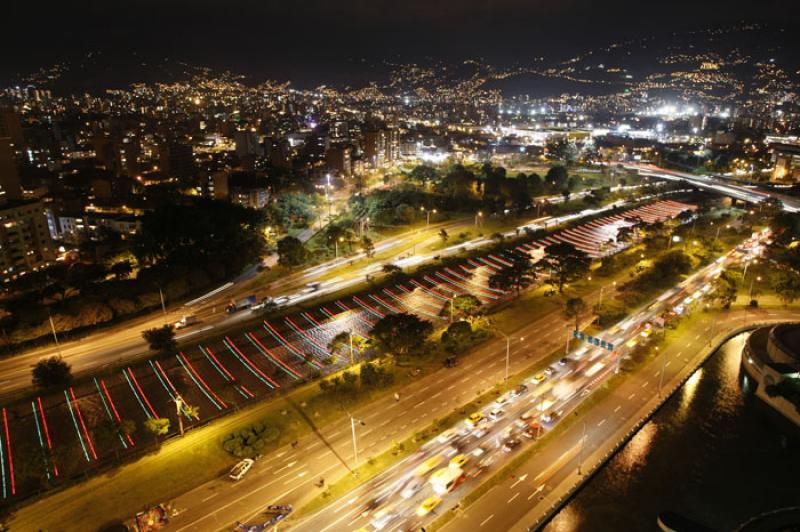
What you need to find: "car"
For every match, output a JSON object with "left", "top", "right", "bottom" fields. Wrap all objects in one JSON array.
[
  {"left": 229, "top": 458, "right": 254, "bottom": 481},
  {"left": 305, "top": 282, "right": 321, "bottom": 292},
  {"left": 416, "top": 496, "right": 442, "bottom": 517},
  {"left": 436, "top": 428, "right": 459, "bottom": 444},
  {"left": 472, "top": 426, "right": 490, "bottom": 439},
  {"left": 413, "top": 455, "right": 443, "bottom": 477},
  {"left": 502, "top": 438, "right": 522, "bottom": 453},
  {"left": 511, "top": 384, "right": 529, "bottom": 398},
  {"left": 174, "top": 315, "right": 199, "bottom": 329},
  {"left": 273, "top": 295, "right": 290, "bottom": 306},
  {"left": 532, "top": 373, "right": 546, "bottom": 384},
  {"left": 450, "top": 454, "right": 469, "bottom": 469},
  {"left": 523, "top": 424, "right": 542, "bottom": 439},
  {"left": 401, "top": 477, "right": 425, "bottom": 499},
  {"left": 471, "top": 445, "right": 488, "bottom": 457},
  {"left": 494, "top": 394, "right": 510, "bottom": 406},
  {"left": 489, "top": 408, "right": 505, "bottom": 420},
  {"left": 442, "top": 445, "right": 459, "bottom": 458},
  {"left": 444, "top": 356, "right": 458, "bottom": 368},
  {"left": 544, "top": 367, "right": 556, "bottom": 377},
  {"left": 466, "top": 412, "right": 485, "bottom": 427},
  {"left": 370, "top": 509, "right": 398, "bottom": 530},
  {"left": 558, "top": 357, "right": 569, "bottom": 366},
  {"left": 514, "top": 419, "right": 529, "bottom": 430},
  {"left": 542, "top": 411, "right": 561, "bottom": 424}
]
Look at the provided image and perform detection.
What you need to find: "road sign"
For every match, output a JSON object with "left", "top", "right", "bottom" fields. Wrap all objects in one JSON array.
[{"left": 572, "top": 330, "right": 613, "bottom": 351}]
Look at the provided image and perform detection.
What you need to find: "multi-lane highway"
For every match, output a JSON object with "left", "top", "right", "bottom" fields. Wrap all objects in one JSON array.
[
  {"left": 7, "top": 276, "right": 608, "bottom": 531},
  {"left": 0, "top": 185, "right": 651, "bottom": 398},
  {"left": 286, "top": 230, "right": 771, "bottom": 532}
]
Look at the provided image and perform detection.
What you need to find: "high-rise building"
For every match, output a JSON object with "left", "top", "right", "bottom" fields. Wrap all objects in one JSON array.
[
  {"left": 362, "top": 129, "right": 386, "bottom": 168},
  {"left": 0, "top": 200, "right": 54, "bottom": 280},
  {"left": 0, "top": 137, "right": 22, "bottom": 203},
  {"left": 770, "top": 143, "right": 800, "bottom": 183},
  {"left": 234, "top": 129, "right": 262, "bottom": 158},
  {"left": 0, "top": 108, "right": 24, "bottom": 147},
  {"left": 326, "top": 144, "right": 352, "bottom": 177},
  {"left": 160, "top": 141, "right": 195, "bottom": 180}
]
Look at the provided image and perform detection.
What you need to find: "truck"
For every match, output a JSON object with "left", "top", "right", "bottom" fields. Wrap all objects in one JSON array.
[
  {"left": 174, "top": 315, "right": 199, "bottom": 329},
  {"left": 226, "top": 295, "right": 257, "bottom": 313},
  {"left": 429, "top": 465, "right": 463, "bottom": 495}
]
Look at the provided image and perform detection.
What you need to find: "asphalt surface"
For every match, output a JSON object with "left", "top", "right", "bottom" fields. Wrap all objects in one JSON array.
[
  {"left": 0, "top": 186, "right": 642, "bottom": 398},
  {"left": 288, "top": 231, "right": 773, "bottom": 532}
]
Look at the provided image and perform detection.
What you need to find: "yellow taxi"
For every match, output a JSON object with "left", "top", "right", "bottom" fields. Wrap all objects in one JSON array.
[{"left": 416, "top": 495, "right": 442, "bottom": 516}]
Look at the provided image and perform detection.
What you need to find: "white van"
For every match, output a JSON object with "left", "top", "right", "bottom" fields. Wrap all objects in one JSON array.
[{"left": 228, "top": 458, "right": 254, "bottom": 481}]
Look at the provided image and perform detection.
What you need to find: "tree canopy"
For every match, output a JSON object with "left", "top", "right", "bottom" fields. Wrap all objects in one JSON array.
[
  {"left": 538, "top": 242, "right": 591, "bottom": 292},
  {"left": 32, "top": 356, "right": 72, "bottom": 389},
  {"left": 369, "top": 312, "right": 433, "bottom": 358}
]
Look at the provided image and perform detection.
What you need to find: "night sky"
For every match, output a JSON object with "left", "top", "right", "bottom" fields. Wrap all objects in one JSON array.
[{"left": 3, "top": 0, "right": 800, "bottom": 84}]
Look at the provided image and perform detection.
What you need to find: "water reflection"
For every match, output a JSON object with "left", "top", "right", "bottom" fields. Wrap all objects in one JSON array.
[
  {"left": 546, "top": 332, "right": 800, "bottom": 532},
  {"left": 676, "top": 367, "right": 702, "bottom": 422},
  {"left": 615, "top": 421, "right": 656, "bottom": 474}
]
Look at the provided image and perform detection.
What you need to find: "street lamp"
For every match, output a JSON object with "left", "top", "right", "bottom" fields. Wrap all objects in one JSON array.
[
  {"left": 335, "top": 236, "right": 344, "bottom": 258},
  {"left": 656, "top": 347, "right": 667, "bottom": 397},
  {"left": 748, "top": 275, "right": 762, "bottom": 301},
  {"left": 475, "top": 211, "right": 483, "bottom": 228},
  {"left": 497, "top": 330, "right": 524, "bottom": 390},
  {"left": 421, "top": 207, "right": 437, "bottom": 228}
]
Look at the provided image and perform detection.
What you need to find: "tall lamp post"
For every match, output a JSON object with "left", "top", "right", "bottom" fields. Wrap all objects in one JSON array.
[{"left": 497, "top": 330, "right": 524, "bottom": 390}]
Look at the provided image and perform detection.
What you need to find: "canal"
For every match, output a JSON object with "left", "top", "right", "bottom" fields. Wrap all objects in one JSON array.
[{"left": 545, "top": 332, "right": 800, "bottom": 531}]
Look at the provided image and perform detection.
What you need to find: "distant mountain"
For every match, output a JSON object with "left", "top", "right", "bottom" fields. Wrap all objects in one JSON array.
[{"left": 5, "top": 23, "right": 798, "bottom": 102}]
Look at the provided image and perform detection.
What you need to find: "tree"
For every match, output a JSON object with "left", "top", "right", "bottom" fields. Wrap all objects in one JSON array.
[
  {"left": 361, "top": 236, "right": 375, "bottom": 258},
  {"left": 369, "top": 313, "right": 433, "bottom": 359},
  {"left": 109, "top": 260, "right": 133, "bottom": 280},
  {"left": 134, "top": 199, "right": 265, "bottom": 277},
  {"left": 359, "top": 362, "right": 394, "bottom": 388},
  {"left": 144, "top": 418, "right": 170, "bottom": 445},
  {"left": 539, "top": 242, "right": 591, "bottom": 293},
  {"left": 564, "top": 297, "right": 587, "bottom": 331},
  {"left": 277, "top": 236, "right": 308, "bottom": 268},
  {"left": 441, "top": 320, "right": 473, "bottom": 354},
  {"left": 452, "top": 294, "right": 482, "bottom": 317},
  {"left": 771, "top": 270, "right": 800, "bottom": 306},
  {"left": 488, "top": 252, "right": 536, "bottom": 297},
  {"left": 32, "top": 357, "right": 72, "bottom": 389},
  {"left": 142, "top": 325, "right": 177, "bottom": 353},
  {"left": 708, "top": 270, "right": 739, "bottom": 309},
  {"left": 409, "top": 165, "right": 437, "bottom": 186},
  {"left": 545, "top": 165, "right": 568, "bottom": 190},
  {"left": 616, "top": 226, "right": 634, "bottom": 244},
  {"left": 328, "top": 331, "right": 353, "bottom": 358}
]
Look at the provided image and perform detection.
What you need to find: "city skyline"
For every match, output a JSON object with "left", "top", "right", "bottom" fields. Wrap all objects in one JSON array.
[{"left": 1, "top": 3, "right": 799, "bottom": 532}]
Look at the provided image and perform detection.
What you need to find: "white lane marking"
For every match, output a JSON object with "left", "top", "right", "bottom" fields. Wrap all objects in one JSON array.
[
  {"left": 641, "top": 381, "right": 649, "bottom": 388},
  {"left": 414, "top": 400, "right": 425, "bottom": 408},
  {"left": 284, "top": 470, "right": 307, "bottom": 485},
  {"left": 507, "top": 492, "right": 519, "bottom": 504},
  {"left": 527, "top": 484, "right": 546, "bottom": 500},
  {"left": 480, "top": 515, "right": 495, "bottom": 527},
  {"left": 432, "top": 391, "right": 442, "bottom": 399},
  {"left": 447, "top": 384, "right": 456, "bottom": 391},
  {"left": 597, "top": 419, "right": 606, "bottom": 427},
  {"left": 665, "top": 360, "right": 672, "bottom": 367},
  {"left": 201, "top": 492, "right": 217, "bottom": 502},
  {"left": 613, "top": 405, "right": 621, "bottom": 413},
  {"left": 627, "top": 393, "right": 636, "bottom": 400}
]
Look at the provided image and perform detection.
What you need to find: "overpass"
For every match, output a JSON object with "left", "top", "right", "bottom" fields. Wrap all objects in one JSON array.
[{"left": 624, "top": 163, "right": 800, "bottom": 213}]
